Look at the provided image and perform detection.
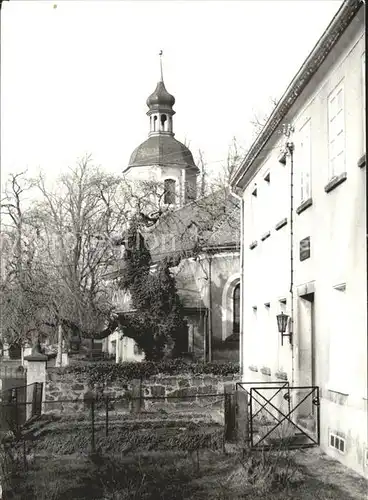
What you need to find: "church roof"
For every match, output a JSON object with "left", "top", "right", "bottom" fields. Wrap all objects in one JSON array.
[
  {"left": 102, "top": 189, "right": 240, "bottom": 312},
  {"left": 143, "top": 188, "right": 240, "bottom": 263},
  {"left": 127, "top": 134, "right": 197, "bottom": 170}
]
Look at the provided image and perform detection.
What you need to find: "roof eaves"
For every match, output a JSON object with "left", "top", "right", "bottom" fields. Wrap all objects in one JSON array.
[{"left": 230, "top": 0, "right": 362, "bottom": 192}]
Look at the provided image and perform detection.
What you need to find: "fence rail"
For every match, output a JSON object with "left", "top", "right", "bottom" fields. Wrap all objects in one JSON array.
[
  {"left": 0, "top": 364, "right": 27, "bottom": 379},
  {"left": 1, "top": 392, "right": 228, "bottom": 455}
]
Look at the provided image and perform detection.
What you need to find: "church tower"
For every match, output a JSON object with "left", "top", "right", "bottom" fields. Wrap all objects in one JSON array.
[{"left": 124, "top": 52, "right": 199, "bottom": 207}]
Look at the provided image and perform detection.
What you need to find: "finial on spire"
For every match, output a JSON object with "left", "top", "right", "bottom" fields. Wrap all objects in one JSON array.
[{"left": 159, "top": 50, "right": 163, "bottom": 82}]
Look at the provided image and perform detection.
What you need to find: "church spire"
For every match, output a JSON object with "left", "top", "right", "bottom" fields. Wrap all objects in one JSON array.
[
  {"left": 146, "top": 51, "right": 176, "bottom": 137},
  {"left": 159, "top": 49, "right": 164, "bottom": 82}
]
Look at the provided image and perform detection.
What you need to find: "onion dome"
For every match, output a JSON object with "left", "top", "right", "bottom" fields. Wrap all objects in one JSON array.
[{"left": 146, "top": 81, "right": 175, "bottom": 111}]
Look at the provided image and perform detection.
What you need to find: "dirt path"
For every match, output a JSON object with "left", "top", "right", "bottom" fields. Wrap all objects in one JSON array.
[{"left": 294, "top": 448, "right": 368, "bottom": 500}]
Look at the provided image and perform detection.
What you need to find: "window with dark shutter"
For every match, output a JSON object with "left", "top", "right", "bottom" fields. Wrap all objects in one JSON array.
[
  {"left": 233, "top": 283, "right": 240, "bottom": 334},
  {"left": 164, "top": 179, "right": 176, "bottom": 205}
]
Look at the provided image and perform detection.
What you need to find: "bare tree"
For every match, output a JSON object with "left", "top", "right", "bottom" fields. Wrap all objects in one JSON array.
[
  {"left": 0, "top": 171, "right": 48, "bottom": 345},
  {"left": 0, "top": 158, "right": 140, "bottom": 347},
  {"left": 30, "top": 156, "right": 132, "bottom": 342},
  {"left": 249, "top": 96, "right": 279, "bottom": 138}
]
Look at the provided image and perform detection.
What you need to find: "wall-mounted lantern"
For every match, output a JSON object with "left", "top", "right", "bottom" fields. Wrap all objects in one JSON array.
[{"left": 276, "top": 312, "right": 292, "bottom": 346}]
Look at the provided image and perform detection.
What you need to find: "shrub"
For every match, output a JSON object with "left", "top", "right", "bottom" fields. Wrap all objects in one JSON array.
[
  {"left": 216, "top": 447, "right": 304, "bottom": 499},
  {"left": 54, "top": 359, "right": 239, "bottom": 386},
  {"left": 118, "top": 221, "right": 189, "bottom": 360}
]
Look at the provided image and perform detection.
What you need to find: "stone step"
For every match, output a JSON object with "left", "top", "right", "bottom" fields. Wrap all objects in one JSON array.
[
  {"left": 252, "top": 430, "right": 315, "bottom": 448},
  {"left": 296, "top": 416, "right": 316, "bottom": 433}
]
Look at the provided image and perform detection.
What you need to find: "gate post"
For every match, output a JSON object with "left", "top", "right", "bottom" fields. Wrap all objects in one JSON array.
[
  {"left": 22, "top": 342, "right": 32, "bottom": 367},
  {"left": 130, "top": 379, "right": 142, "bottom": 413},
  {"left": 2, "top": 342, "right": 10, "bottom": 360},
  {"left": 236, "top": 387, "right": 249, "bottom": 446},
  {"left": 24, "top": 342, "right": 47, "bottom": 420},
  {"left": 224, "top": 383, "right": 236, "bottom": 441}
]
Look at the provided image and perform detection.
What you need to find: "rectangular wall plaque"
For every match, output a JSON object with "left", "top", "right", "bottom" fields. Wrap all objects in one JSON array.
[{"left": 300, "top": 236, "right": 311, "bottom": 261}]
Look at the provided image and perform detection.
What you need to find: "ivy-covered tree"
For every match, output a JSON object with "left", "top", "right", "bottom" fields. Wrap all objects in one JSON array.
[{"left": 119, "top": 218, "right": 188, "bottom": 361}]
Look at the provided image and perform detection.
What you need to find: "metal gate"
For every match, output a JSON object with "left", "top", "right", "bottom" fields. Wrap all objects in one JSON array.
[
  {"left": 31, "top": 382, "right": 43, "bottom": 418},
  {"left": 237, "top": 382, "right": 320, "bottom": 450},
  {"left": 0, "top": 382, "right": 43, "bottom": 432}
]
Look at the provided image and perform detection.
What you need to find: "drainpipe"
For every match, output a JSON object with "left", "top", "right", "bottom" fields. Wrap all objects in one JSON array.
[
  {"left": 203, "top": 309, "right": 208, "bottom": 362},
  {"left": 286, "top": 140, "right": 295, "bottom": 386},
  {"left": 239, "top": 198, "right": 245, "bottom": 376},
  {"left": 208, "top": 255, "right": 213, "bottom": 362}
]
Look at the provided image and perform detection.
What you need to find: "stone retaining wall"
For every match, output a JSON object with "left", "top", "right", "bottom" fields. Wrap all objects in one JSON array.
[{"left": 45, "top": 369, "right": 239, "bottom": 406}]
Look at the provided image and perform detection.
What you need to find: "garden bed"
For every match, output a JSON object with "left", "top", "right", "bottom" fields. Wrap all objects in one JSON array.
[{"left": 18, "top": 413, "right": 225, "bottom": 455}]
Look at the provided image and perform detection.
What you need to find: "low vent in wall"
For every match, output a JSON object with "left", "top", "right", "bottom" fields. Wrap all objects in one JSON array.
[{"left": 329, "top": 432, "right": 346, "bottom": 454}]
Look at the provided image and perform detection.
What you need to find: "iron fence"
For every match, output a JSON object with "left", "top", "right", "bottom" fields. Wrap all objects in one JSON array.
[
  {"left": 0, "top": 382, "right": 43, "bottom": 434},
  {"left": 0, "top": 364, "right": 27, "bottom": 380},
  {"left": 36, "top": 392, "right": 228, "bottom": 455}
]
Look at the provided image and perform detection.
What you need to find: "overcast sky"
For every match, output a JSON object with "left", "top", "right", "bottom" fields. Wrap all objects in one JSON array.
[{"left": 1, "top": 0, "right": 343, "bottom": 188}]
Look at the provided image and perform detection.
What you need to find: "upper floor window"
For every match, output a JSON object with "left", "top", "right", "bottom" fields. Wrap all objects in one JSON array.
[
  {"left": 164, "top": 179, "right": 176, "bottom": 205},
  {"left": 328, "top": 81, "right": 345, "bottom": 179},
  {"left": 250, "top": 185, "right": 258, "bottom": 240},
  {"left": 233, "top": 283, "right": 240, "bottom": 334},
  {"left": 362, "top": 52, "right": 365, "bottom": 151},
  {"left": 298, "top": 119, "right": 312, "bottom": 203},
  {"left": 261, "top": 171, "right": 271, "bottom": 233}
]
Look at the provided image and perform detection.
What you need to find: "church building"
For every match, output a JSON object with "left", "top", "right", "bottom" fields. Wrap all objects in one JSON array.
[{"left": 102, "top": 57, "right": 241, "bottom": 363}]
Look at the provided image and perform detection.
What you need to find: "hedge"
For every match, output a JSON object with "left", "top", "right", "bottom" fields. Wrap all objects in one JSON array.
[{"left": 53, "top": 359, "right": 239, "bottom": 386}]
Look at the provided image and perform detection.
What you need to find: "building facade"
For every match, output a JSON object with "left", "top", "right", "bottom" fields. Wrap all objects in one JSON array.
[{"left": 231, "top": 1, "right": 366, "bottom": 476}]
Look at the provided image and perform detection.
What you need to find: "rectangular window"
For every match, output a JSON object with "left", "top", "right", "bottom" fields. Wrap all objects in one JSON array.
[
  {"left": 328, "top": 81, "right": 345, "bottom": 179},
  {"left": 261, "top": 171, "right": 270, "bottom": 234},
  {"left": 299, "top": 236, "right": 311, "bottom": 261},
  {"left": 233, "top": 284, "right": 240, "bottom": 334},
  {"left": 328, "top": 287, "right": 349, "bottom": 394},
  {"left": 251, "top": 306, "right": 259, "bottom": 364},
  {"left": 298, "top": 120, "right": 311, "bottom": 203},
  {"left": 274, "top": 155, "right": 288, "bottom": 224},
  {"left": 251, "top": 187, "right": 258, "bottom": 240},
  {"left": 362, "top": 52, "right": 365, "bottom": 152},
  {"left": 164, "top": 179, "right": 176, "bottom": 205}
]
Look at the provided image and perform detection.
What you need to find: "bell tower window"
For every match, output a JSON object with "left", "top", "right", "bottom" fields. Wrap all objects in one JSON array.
[
  {"left": 164, "top": 179, "right": 176, "bottom": 205},
  {"left": 153, "top": 115, "right": 158, "bottom": 132},
  {"left": 160, "top": 114, "right": 167, "bottom": 131}
]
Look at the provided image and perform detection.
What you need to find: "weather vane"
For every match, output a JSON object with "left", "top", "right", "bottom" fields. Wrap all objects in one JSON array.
[{"left": 159, "top": 50, "right": 163, "bottom": 81}]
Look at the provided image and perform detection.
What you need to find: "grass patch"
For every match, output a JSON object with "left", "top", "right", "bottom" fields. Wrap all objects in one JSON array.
[
  {"left": 4, "top": 416, "right": 363, "bottom": 500},
  {"left": 5, "top": 449, "right": 359, "bottom": 500}
]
